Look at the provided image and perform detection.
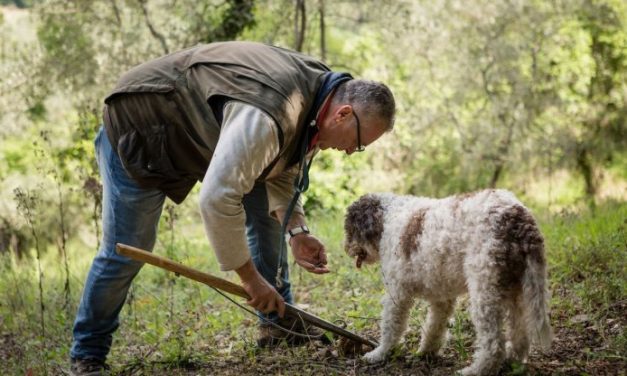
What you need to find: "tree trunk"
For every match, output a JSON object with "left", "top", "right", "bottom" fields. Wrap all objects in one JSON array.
[
  {"left": 489, "top": 115, "right": 514, "bottom": 188},
  {"left": 294, "top": 0, "right": 306, "bottom": 51},
  {"left": 489, "top": 163, "right": 503, "bottom": 188},
  {"left": 576, "top": 145, "right": 597, "bottom": 198},
  {"left": 319, "top": 0, "right": 326, "bottom": 60}
]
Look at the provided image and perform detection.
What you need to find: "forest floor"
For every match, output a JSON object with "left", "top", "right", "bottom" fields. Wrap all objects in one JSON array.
[
  {"left": 110, "top": 298, "right": 627, "bottom": 376},
  {"left": 1, "top": 202, "right": 625, "bottom": 375},
  {"left": 1, "top": 286, "right": 625, "bottom": 375}
]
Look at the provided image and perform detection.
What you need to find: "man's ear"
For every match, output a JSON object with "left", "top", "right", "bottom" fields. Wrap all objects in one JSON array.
[{"left": 335, "top": 105, "right": 353, "bottom": 122}]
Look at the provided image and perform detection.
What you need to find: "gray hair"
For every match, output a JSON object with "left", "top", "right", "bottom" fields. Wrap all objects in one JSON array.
[{"left": 332, "top": 79, "right": 396, "bottom": 131}]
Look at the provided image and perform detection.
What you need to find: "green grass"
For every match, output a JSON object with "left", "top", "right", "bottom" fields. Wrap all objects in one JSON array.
[
  {"left": 542, "top": 200, "right": 626, "bottom": 314},
  {"left": 540, "top": 200, "right": 627, "bottom": 359},
  {"left": 0, "top": 199, "right": 625, "bottom": 375}
]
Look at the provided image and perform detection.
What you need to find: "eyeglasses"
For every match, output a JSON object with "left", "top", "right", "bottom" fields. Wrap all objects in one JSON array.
[{"left": 353, "top": 110, "right": 366, "bottom": 152}]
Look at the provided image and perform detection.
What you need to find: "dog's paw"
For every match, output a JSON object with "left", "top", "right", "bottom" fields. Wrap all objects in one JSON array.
[
  {"left": 417, "top": 343, "right": 442, "bottom": 356},
  {"left": 362, "top": 347, "right": 387, "bottom": 363},
  {"left": 416, "top": 350, "right": 440, "bottom": 362}
]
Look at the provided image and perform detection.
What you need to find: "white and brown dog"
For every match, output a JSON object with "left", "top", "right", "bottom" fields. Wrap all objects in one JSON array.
[{"left": 344, "top": 189, "right": 552, "bottom": 375}]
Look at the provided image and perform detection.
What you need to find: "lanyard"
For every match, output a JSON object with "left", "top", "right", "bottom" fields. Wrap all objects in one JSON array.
[
  {"left": 275, "top": 119, "right": 317, "bottom": 288},
  {"left": 274, "top": 89, "right": 336, "bottom": 287}
]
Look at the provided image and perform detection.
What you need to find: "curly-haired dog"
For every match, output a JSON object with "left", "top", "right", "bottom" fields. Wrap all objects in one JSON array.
[{"left": 344, "top": 189, "right": 552, "bottom": 376}]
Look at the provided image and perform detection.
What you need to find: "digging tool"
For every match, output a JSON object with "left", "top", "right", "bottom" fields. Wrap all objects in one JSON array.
[{"left": 116, "top": 243, "right": 377, "bottom": 349}]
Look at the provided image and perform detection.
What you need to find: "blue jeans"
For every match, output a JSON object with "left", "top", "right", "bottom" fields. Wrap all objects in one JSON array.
[{"left": 71, "top": 127, "right": 292, "bottom": 361}]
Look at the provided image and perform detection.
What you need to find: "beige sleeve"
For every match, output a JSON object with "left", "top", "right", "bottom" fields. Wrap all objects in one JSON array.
[
  {"left": 198, "top": 101, "right": 280, "bottom": 271},
  {"left": 265, "top": 165, "right": 305, "bottom": 222}
]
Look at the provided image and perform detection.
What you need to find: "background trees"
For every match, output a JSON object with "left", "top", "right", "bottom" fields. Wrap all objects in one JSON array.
[
  {"left": 0, "top": 2, "right": 625, "bottom": 374},
  {"left": 0, "top": 0, "right": 625, "bottom": 253},
  {"left": 368, "top": 0, "right": 626, "bottom": 201}
]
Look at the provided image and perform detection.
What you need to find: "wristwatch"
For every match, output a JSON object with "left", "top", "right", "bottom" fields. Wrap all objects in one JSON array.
[{"left": 285, "top": 225, "right": 310, "bottom": 243}]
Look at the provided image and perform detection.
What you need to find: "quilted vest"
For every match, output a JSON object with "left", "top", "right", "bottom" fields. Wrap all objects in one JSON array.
[{"left": 103, "top": 41, "right": 330, "bottom": 203}]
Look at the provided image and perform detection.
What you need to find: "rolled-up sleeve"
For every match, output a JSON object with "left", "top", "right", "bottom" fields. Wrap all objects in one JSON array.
[{"left": 198, "top": 101, "right": 281, "bottom": 271}]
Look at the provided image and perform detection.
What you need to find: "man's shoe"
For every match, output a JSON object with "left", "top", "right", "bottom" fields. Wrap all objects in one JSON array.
[
  {"left": 257, "top": 316, "right": 331, "bottom": 348},
  {"left": 70, "top": 358, "right": 110, "bottom": 376}
]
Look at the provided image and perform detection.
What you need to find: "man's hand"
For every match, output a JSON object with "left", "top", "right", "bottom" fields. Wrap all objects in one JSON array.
[
  {"left": 235, "top": 259, "right": 285, "bottom": 317},
  {"left": 290, "top": 234, "right": 330, "bottom": 274}
]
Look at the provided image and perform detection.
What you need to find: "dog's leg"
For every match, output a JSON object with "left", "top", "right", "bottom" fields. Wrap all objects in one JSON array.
[
  {"left": 460, "top": 281, "right": 506, "bottom": 376},
  {"left": 505, "top": 292, "right": 529, "bottom": 362},
  {"left": 363, "top": 293, "right": 414, "bottom": 363},
  {"left": 418, "top": 298, "right": 456, "bottom": 355}
]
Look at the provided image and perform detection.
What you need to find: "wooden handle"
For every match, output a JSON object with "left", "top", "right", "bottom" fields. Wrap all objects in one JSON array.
[
  {"left": 116, "top": 243, "right": 378, "bottom": 348},
  {"left": 116, "top": 243, "right": 249, "bottom": 299}
]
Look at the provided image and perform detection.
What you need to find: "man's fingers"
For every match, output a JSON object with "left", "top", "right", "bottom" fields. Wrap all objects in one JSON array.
[
  {"left": 311, "top": 265, "right": 330, "bottom": 274},
  {"left": 319, "top": 249, "right": 328, "bottom": 265},
  {"left": 263, "top": 294, "right": 285, "bottom": 315},
  {"left": 263, "top": 299, "right": 275, "bottom": 314},
  {"left": 296, "top": 259, "right": 330, "bottom": 274},
  {"left": 248, "top": 298, "right": 264, "bottom": 312},
  {"left": 297, "top": 250, "right": 322, "bottom": 266},
  {"left": 295, "top": 259, "right": 315, "bottom": 271},
  {"left": 277, "top": 297, "right": 286, "bottom": 318},
  {"left": 308, "top": 245, "right": 327, "bottom": 265},
  {"left": 248, "top": 295, "right": 271, "bottom": 313}
]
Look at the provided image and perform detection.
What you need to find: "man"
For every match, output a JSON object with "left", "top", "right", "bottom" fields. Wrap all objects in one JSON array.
[{"left": 70, "top": 41, "right": 395, "bottom": 375}]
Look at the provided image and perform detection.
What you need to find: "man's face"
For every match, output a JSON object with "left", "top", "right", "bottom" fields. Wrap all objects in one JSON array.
[{"left": 317, "top": 105, "right": 386, "bottom": 155}]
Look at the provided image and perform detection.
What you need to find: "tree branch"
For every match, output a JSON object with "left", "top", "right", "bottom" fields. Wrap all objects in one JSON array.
[
  {"left": 138, "top": 0, "right": 169, "bottom": 55},
  {"left": 319, "top": 0, "right": 326, "bottom": 60},
  {"left": 294, "top": 0, "right": 306, "bottom": 51}
]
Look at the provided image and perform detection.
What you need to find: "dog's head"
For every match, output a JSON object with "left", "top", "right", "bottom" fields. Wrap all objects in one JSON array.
[{"left": 344, "top": 194, "right": 386, "bottom": 268}]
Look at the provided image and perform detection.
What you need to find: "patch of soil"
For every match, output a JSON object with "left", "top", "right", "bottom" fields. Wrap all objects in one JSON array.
[{"left": 0, "top": 332, "right": 23, "bottom": 364}]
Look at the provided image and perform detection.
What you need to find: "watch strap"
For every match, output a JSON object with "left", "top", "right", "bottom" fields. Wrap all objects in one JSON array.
[{"left": 285, "top": 225, "right": 310, "bottom": 243}]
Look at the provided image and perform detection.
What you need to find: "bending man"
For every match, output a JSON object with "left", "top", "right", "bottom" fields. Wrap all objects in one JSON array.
[{"left": 70, "top": 41, "right": 395, "bottom": 375}]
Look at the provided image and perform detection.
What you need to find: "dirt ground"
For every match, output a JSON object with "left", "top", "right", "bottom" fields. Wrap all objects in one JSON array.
[
  {"left": 2, "top": 300, "right": 625, "bottom": 375},
  {"left": 98, "top": 309, "right": 627, "bottom": 375},
  {"left": 102, "top": 322, "right": 625, "bottom": 376},
  {"left": 105, "top": 295, "right": 625, "bottom": 376}
]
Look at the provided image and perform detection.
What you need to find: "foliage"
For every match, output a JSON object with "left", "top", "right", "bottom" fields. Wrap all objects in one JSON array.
[
  {"left": 368, "top": 0, "right": 626, "bottom": 200},
  {"left": 2, "top": 1, "right": 626, "bottom": 246},
  {"left": 0, "top": 0, "right": 259, "bottom": 257},
  {"left": 0, "top": 0, "right": 34, "bottom": 8},
  {"left": 0, "top": 1, "right": 625, "bottom": 372}
]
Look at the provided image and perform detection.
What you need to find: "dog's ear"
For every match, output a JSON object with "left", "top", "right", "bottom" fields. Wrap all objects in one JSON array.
[{"left": 344, "top": 194, "right": 385, "bottom": 246}]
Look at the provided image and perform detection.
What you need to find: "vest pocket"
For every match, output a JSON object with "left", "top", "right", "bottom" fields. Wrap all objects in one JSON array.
[{"left": 117, "top": 125, "right": 180, "bottom": 185}]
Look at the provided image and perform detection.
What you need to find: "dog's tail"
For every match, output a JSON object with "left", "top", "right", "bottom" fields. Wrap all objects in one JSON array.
[{"left": 521, "top": 221, "right": 553, "bottom": 350}]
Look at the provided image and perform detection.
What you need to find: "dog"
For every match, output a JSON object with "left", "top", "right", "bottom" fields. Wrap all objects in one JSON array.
[{"left": 344, "top": 189, "right": 552, "bottom": 375}]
